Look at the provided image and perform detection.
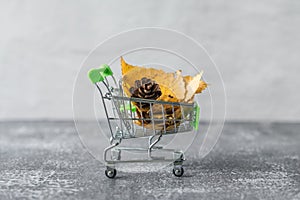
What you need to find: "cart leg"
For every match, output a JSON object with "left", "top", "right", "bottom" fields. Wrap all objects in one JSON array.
[
  {"left": 104, "top": 141, "right": 120, "bottom": 162},
  {"left": 111, "top": 148, "right": 121, "bottom": 161},
  {"left": 148, "top": 135, "right": 155, "bottom": 147},
  {"left": 103, "top": 141, "right": 120, "bottom": 179},
  {"left": 149, "top": 135, "right": 163, "bottom": 150},
  {"left": 172, "top": 151, "right": 185, "bottom": 177},
  {"left": 148, "top": 134, "right": 162, "bottom": 158}
]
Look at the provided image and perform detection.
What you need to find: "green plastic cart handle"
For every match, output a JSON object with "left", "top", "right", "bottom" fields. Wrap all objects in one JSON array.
[
  {"left": 192, "top": 104, "right": 200, "bottom": 131},
  {"left": 88, "top": 64, "right": 113, "bottom": 83}
]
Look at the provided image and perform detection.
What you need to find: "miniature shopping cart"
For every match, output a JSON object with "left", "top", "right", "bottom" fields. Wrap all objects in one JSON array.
[{"left": 88, "top": 64, "right": 200, "bottom": 178}]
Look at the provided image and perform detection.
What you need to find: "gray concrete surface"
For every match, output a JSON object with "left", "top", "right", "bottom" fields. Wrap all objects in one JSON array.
[
  {"left": 1, "top": 0, "right": 300, "bottom": 121},
  {"left": 0, "top": 121, "right": 299, "bottom": 199}
]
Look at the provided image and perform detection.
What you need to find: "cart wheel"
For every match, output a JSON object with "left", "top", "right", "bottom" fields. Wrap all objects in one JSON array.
[
  {"left": 173, "top": 167, "right": 184, "bottom": 177},
  {"left": 105, "top": 168, "right": 117, "bottom": 179}
]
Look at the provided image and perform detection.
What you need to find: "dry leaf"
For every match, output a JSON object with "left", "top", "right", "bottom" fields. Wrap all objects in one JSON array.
[
  {"left": 121, "top": 59, "right": 186, "bottom": 102},
  {"left": 184, "top": 74, "right": 207, "bottom": 95},
  {"left": 184, "top": 71, "right": 203, "bottom": 102},
  {"left": 120, "top": 57, "right": 207, "bottom": 131},
  {"left": 121, "top": 56, "right": 137, "bottom": 75},
  {"left": 196, "top": 80, "right": 208, "bottom": 93}
]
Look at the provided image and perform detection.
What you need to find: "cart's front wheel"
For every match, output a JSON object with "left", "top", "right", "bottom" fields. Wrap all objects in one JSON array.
[
  {"left": 173, "top": 167, "right": 184, "bottom": 177},
  {"left": 105, "top": 168, "right": 117, "bottom": 179}
]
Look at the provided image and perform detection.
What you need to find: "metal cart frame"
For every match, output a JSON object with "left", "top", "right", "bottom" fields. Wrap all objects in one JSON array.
[{"left": 88, "top": 64, "right": 200, "bottom": 178}]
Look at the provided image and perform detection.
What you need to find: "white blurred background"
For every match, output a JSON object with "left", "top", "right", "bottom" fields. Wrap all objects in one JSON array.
[{"left": 0, "top": 0, "right": 299, "bottom": 121}]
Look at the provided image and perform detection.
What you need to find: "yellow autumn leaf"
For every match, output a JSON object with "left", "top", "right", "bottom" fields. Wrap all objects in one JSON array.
[
  {"left": 121, "top": 56, "right": 137, "bottom": 75},
  {"left": 120, "top": 57, "right": 208, "bottom": 131},
  {"left": 184, "top": 74, "right": 207, "bottom": 96},
  {"left": 196, "top": 80, "right": 208, "bottom": 93},
  {"left": 184, "top": 71, "right": 203, "bottom": 102},
  {"left": 121, "top": 58, "right": 186, "bottom": 102}
]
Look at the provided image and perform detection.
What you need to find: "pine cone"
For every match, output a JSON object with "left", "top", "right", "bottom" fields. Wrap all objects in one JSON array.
[
  {"left": 129, "top": 77, "right": 162, "bottom": 110},
  {"left": 129, "top": 77, "right": 162, "bottom": 124},
  {"left": 129, "top": 77, "right": 182, "bottom": 131},
  {"left": 130, "top": 77, "right": 161, "bottom": 99}
]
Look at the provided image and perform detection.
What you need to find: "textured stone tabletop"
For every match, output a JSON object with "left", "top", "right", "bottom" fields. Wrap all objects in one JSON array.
[{"left": 0, "top": 122, "right": 299, "bottom": 200}]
